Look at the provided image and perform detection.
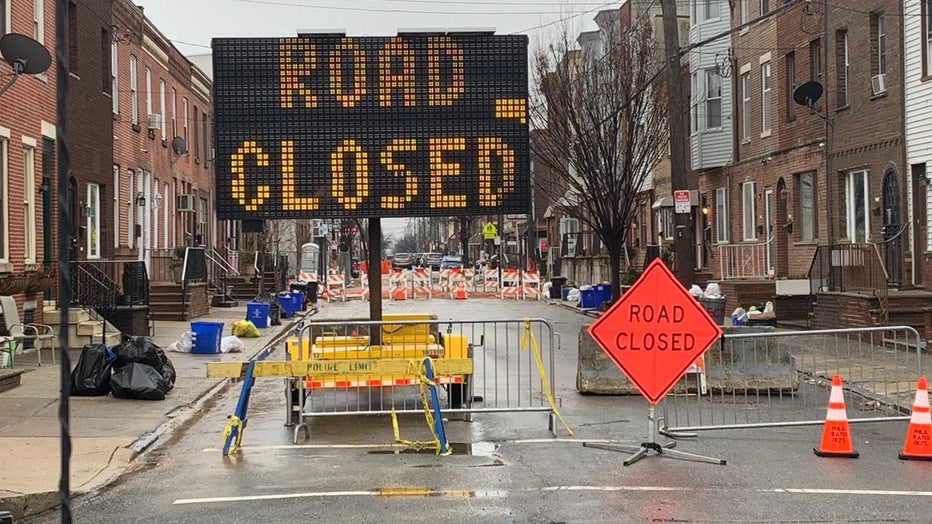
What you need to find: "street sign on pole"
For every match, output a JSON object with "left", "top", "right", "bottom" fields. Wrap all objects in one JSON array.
[
  {"left": 586, "top": 258, "right": 722, "bottom": 405},
  {"left": 674, "top": 190, "right": 691, "bottom": 214},
  {"left": 483, "top": 222, "right": 497, "bottom": 240}
]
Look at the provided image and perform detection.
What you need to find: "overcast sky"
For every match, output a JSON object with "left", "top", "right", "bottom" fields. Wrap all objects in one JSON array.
[
  {"left": 133, "top": 0, "right": 614, "bottom": 55},
  {"left": 130, "top": 0, "right": 616, "bottom": 240}
]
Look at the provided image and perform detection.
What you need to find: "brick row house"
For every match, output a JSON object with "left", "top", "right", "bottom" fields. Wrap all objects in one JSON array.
[
  {"left": 1, "top": 0, "right": 226, "bottom": 344},
  {"left": 0, "top": 0, "right": 57, "bottom": 324}
]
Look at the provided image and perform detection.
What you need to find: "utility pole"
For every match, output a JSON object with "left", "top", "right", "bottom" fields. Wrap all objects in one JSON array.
[{"left": 660, "top": 0, "right": 695, "bottom": 286}]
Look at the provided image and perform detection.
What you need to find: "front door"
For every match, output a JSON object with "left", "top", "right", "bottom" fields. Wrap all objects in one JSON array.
[
  {"left": 765, "top": 188, "right": 775, "bottom": 275},
  {"left": 882, "top": 169, "right": 903, "bottom": 288},
  {"left": 911, "top": 164, "right": 927, "bottom": 286}
]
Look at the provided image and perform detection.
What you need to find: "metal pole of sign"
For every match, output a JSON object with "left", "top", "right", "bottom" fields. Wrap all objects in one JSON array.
[{"left": 582, "top": 403, "right": 726, "bottom": 466}]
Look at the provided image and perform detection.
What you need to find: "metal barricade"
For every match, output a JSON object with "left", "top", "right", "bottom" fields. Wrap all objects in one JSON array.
[
  {"left": 660, "top": 326, "right": 925, "bottom": 437},
  {"left": 286, "top": 317, "right": 560, "bottom": 443}
]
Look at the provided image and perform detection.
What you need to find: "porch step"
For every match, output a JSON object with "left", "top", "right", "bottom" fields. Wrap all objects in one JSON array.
[
  {"left": 43, "top": 308, "right": 122, "bottom": 350},
  {"left": 42, "top": 307, "right": 90, "bottom": 324},
  {"left": 76, "top": 320, "right": 103, "bottom": 337}
]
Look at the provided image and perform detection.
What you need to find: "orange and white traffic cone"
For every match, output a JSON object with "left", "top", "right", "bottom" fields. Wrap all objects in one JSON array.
[
  {"left": 452, "top": 286, "right": 467, "bottom": 300},
  {"left": 392, "top": 287, "right": 406, "bottom": 301},
  {"left": 814, "top": 374, "right": 859, "bottom": 458},
  {"left": 899, "top": 376, "right": 932, "bottom": 461}
]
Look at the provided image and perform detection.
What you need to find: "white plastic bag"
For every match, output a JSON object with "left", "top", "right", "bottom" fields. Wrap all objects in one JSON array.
[
  {"left": 167, "top": 331, "right": 194, "bottom": 353},
  {"left": 220, "top": 336, "right": 246, "bottom": 353},
  {"left": 763, "top": 300, "right": 774, "bottom": 313},
  {"left": 566, "top": 288, "right": 581, "bottom": 303},
  {"left": 704, "top": 282, "right": 722, "bottom": 297},
  {"left": 689, "top": 284, "right": 703, "bottom": 298}
]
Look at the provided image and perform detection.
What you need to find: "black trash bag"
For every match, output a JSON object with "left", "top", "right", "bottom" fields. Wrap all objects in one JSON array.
[
  {"left": 70, "top": 343, "right": 117, "bottom": 396},
  {"left": 110, "top": 362, "right": 171, "bottom": 400},
  {"left": 269, "top": 301, "right": 281, "bottom": 326},
  {"left": 113, "top": 336, "right": 166, "bottom": 371},
  {"left": 160, "top": 355, "right": 176, "bottom": 393}
]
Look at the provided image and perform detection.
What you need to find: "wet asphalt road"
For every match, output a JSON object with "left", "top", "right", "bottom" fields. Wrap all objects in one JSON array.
[{"left": 26, "top": 299, "right": 932, "bottom": 523}]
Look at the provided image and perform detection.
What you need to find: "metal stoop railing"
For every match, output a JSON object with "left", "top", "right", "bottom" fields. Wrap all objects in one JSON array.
[{"left": 808, "top": 243, "right": 889, "bottom": 324}]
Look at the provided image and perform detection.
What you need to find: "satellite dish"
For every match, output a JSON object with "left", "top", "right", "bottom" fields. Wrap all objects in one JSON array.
[
  {"left": 171, "top": 136, "right": 187, "bottom": 156},
  {"left": 0, "top": 33, "right": 51, "bottom": 74},
  {"left": 793, "top": 81, "right": 823, "bottom": 108},
  {"left": 0, "top": 33, "right": 51, "bottom": 97}
]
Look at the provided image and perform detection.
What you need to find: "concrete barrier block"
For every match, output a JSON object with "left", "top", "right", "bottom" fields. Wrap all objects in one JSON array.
[{"left": 704, "top": 326, "right": 798, "bottom": 392}]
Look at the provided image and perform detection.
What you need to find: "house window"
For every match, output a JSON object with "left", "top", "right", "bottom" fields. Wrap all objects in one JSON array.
[
  {"left": 785, "top": 52, "right": 796, "bottom": 121},
  {"left": 715, "top": 186, "right": 729, "bottom": 243},
  {"left": 129, "top": 55, "right": 138, "bottom": 125},
  {"left": 32, "top": 0, "right": 43, "bottom": 44},
  {"left": 810, "top": 38, "right": 821, "bottom": 81},
  {"left": 86, "top": 183, "right": 100, "bottom": 259},
  {"left": 742, "top": 182, "right": 756, "bottom": 241},
  {"left": 658, "top": 208, "right": 674, "bottom": 241},
  {"left": 925, "top": 0, "right": 932, "bottom": 76},
  {"left": 23, "top": 144, "right": 36, "bottom": 264},
  {"left": 690, "top": 72, "right": 698, "bottom": 134},
  {"left": 740, "top": 0, "right": 749, "bottom": 25},
  {"left": 741, "top": 71, "right": 751, "bottom": 141},
  {"left": 100, "top": 28, "right": 109, "bottom": 92},
  {"left": 182, "top": 97, "right": 189, "bottom": 147},
  {"left": 845, "top": 170, "right": 869, "bottom": 243},
  {"left": 760, "top": 0, "right": 769, "bottom": 15},
  {"left": 193, "top": 105, "right": 200, "bottom": 161},
  {"left": 171, "top": 88, "right": 177, "bottom": 138},
  {"left": 113, "top": 165, "right": 120, "bottom": 247},
  {"left": 159, "top": 79, "right": 166, "bottom": 139},
  {"left": 0, "top": 0, "right": 8, "bottom": 35},
  {"left": 125, "top": 169, "right": 134, "bottom": 248},
  {"left": 796, "top": 171, "right": 816, "bottom": 242},
  {"left": 66, "top": 1, "right": 77, "bottom": 73},
  {"left": 145, "top": 67, "right": 152, "bottom": 118},
  {"left": 761, "top": 62, "right": 771, "bottom": 135},
  {"left": 560, "top": 217, "right": 579, "bottom": 256},
  {"left": 110, "top": 41, "right": 118, "bottom": 113},
  {"left": 699, "top": 0, "right": 720, "bottom": 22},
  {"left": 0, "top": 133, "right": 6, "bottom": 261},
  {"left": 706, "top": 70, "right": 722, "bottom": 129},
  {"left": 836, "top": 30, "right": 848, "bottom": 107},
  {"left": 871, "top": 13, "right": 886, "bottom": 75}
]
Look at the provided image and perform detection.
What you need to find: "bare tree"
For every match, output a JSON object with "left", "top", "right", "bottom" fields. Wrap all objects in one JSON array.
[{"left": 530, "top": 17, "right": 668, "bottom": 301}]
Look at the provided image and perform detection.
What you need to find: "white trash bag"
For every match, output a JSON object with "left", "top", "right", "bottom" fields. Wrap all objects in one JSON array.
[
  {"left": 167, "top": 331, "right": 194, "bottom": 353},
  {"left": 689, "top": 285, "right": 703, "bottom": 298},
  {"left": 220, "top": 336, "right": 246, "bottom": 353}
]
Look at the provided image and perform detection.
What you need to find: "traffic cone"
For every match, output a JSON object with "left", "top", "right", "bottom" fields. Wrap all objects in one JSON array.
[
  {"left": 452, "top": 286, "right": 467, "bottom": 300},
  {"left": 320, "top": 290, "right": 329, "bottom": 301},
  {"left": 899, "top": 376, "right": 932, "bottom": 461},
  {"left": 813, "top": 374, "right": 859, "bottom": 458},
  {"left": 392, "top": 287, "right": 406, "bottom": 300}
]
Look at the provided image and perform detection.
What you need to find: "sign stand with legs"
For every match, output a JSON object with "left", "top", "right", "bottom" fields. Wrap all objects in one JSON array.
[
  {"left": 584, "top": 259, "right": 726, "bottom": 467},
  {"left": 583, "top": 404, "right": 725, "bottom": 466}
]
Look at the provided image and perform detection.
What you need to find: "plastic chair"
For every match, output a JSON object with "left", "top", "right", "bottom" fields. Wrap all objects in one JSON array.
[{"left": 0, "top": 296, "right": 55, "bottom": 366}]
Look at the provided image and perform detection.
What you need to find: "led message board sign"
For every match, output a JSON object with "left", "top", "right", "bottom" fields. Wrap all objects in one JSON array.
[{"left": 212, "top": 35, "right": 530, "bottom": 219}]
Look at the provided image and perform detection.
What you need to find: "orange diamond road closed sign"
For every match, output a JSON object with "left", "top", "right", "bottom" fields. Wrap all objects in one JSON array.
[{"left": 587, "top": 258, "right": 722, "bottom": 404}]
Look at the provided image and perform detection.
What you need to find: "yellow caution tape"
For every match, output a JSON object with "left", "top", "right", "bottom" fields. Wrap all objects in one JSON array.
[
  {"left": 520, "top": 318, "right": 573, "bottom": 436},
  {"left": 222, "top": 415, "right": 244, "bottom": 455},
  {"left": 389, "top": 358, "right": 451, "bottom": 456}
]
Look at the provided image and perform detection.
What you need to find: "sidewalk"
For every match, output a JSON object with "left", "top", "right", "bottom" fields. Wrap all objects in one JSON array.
[{"left": 0, "top": 302, "right": 315, "bottom": 519}]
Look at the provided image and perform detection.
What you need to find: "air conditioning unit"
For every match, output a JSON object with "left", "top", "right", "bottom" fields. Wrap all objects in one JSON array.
[
  {"left": 176, "top": 194, "right": 196, "bottom": 212},
  {"left": 871, "top": 73, "right": 887, "bottom": 96},
  {"left": 147, "top": 113, "right": 162, "bottom": 130}
]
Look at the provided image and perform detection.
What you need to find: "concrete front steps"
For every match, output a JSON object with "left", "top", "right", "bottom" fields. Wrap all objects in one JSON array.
[{"left": 43, "top": 304, "right": 122, "bottom": 349}]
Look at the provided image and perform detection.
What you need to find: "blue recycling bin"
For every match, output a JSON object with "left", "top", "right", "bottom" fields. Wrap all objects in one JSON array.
[
  {"left": 579, "top": 288, "right": 597, "bottom": 308},
  {"left": 246, "top": 301, "right": 270, "bottom": 328},
  {"left": 277, "top": 293, "right": 294, "bottom": 319},
  {"left": 190, "top": 321, "right": 223, "bottom": 354},
  {"left": 594, "top": 284, "right": 612, "bottom": 307}
]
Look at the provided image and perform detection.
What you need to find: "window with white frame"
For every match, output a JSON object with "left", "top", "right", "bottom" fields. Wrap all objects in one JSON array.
[
  {"left": 33, "top": 0, "right": 44, "bottom": 43},
  {"left": 874, "top": 13, "right": 886, "bottom": 75},
  {"left": 560, "top": 217, "right": 578, "bottom": 256},
  {"left": 741, "top": 71, "right": 751, "bottom": 141},
  {"left": 715, "top": 186, "right": 729, "bottom": 243},
  {"left": 23, "top": 143, "right": 36, "bottom": 264},
  {"left": 129, "top": 55, "right": 138, "bottom": 125},
  {"left": 145, "top": 67, "right": 152, "bottom": 118},
  {"left": 0, "top": 132, "right": 6, "bottom": 261},
  {"left": 925, "top": 0, "right": 932, "bottom": 76},
  {"left": 690, "top": 72, "right": 698, "bottom": 134},
  {"left": 658, "top": 208, "right": 674, "bottom": 241},
  {"left": 797, "top": 171, "right": 816, "bottom": 242},
  {"left": 845, "top": 170, "right": 869, "bottom": 243},
  {"left": 159, "top": 79, "right": 166, "bottom": 139},
  {"left": 111, "top": 41, "right": 118, "bottom": 114},
  {"left": 198, "top": 197, "right": 207, "bottom": 244},
  {"left": 1, "top": 0, "right": 9, "bottom": 36},
  {"left": 761, "top": 62, "right": 771, "bottom": 135},
  {"left": 86, "top": 183, "right": 100, "bottom": 258},
  {"left": 113, "top": 165, "right": 120, "bottom": 247},
  {"left": 171, "top": 88, "right": 177, "bottom": 138},
  {"left": 741, "top": 0, "right": 749, "bottom": 25},
  {"left": 182, "top": 97, "right": 189, "bottom": 147},
  {"left": 760, "top": 0, "right": 769, "bottom": 15},
  {"left": 742, "top": 182, "right": 756, "bottom": 241},
  {"left": 698, "top": 0, "right": 720, "bottom": 22},
  {"left": 706, "top": 69, "right": 722, "bottom": 129}
]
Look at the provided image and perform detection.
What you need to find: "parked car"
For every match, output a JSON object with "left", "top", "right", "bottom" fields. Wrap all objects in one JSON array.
[
  {"left": 440, "top": 255, "right": 463, "bottom": 270},
  {"left": 392, "top": 252, "right": 413, "bottom": 269},
  {"left": 425, "top": 252, "right": 444, "bottom": 270}
]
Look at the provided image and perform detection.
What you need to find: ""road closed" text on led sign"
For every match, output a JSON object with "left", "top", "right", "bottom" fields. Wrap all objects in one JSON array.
[{"left": 212, "top": 35, "right": 530, "bottom": 219}]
